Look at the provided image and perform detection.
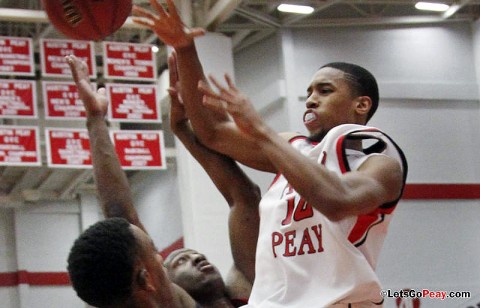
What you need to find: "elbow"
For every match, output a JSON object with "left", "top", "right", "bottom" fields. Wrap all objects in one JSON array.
[
  {"left": 321, "top": 207, "right": 347, "bottom": 222},
  {"left": 309, "top": 193, "right": 355, "bottom": 222}
]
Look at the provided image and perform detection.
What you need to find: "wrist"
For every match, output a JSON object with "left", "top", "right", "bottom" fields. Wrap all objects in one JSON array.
[
  {"left": 86, "top": 116, "right": 107, "bottom": 128},
  {"left": 174, "top": 43, "right": 198, "bottom": 56}
]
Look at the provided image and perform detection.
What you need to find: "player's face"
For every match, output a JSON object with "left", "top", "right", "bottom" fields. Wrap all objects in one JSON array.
[
  {"left": 165, "top": 249, "right": 224, "bottom": 295},
  {"left": 304, "top": 67, "right": 359, "bottom": 141}
]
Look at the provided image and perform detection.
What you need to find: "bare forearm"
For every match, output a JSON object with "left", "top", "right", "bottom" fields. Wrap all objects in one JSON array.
[
  {"left": 173, "top": 121, "right": 259, "bottom": 206},
  {"left": 257, "top": 132, "right": 384, "bottom": 220},
  {"left": 87, "top": 117, "right": 143, "bottom": 227},
  {"left": 174, "top": 121, "right": 260, "bottom": 282},
  {"left": 175, "top": 46, "right": 228, "bottom": 143}
]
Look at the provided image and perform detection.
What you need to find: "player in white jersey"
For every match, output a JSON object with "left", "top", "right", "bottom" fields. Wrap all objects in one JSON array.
[
  {"left": 250, "top": 124, "right": 407, "bottom": 307},
  {"left": 133, "top": 1, "right": 407, "bottom": 306}
]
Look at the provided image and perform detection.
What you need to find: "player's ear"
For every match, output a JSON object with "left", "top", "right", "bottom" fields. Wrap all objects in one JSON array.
[
  {"left": 136, "top": 268, "right": 155, "bottom": 292},
  {"left": 355, "top": 96, "right": 372, "bottom": 117}
]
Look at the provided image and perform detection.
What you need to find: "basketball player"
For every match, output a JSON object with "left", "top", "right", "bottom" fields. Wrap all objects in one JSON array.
[
  {"left": 65, "top": 55, "right": 258, "bottom": 307},
  {"left": 133, "top": 0, "right": 408, "bottom": 306}
]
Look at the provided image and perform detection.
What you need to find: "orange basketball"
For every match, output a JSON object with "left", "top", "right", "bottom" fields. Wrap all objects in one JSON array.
[{"left": 40, "top": 0, "right": 132, "bottom": 41}]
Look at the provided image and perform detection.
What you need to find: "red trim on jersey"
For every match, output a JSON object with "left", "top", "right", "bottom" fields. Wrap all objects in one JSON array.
[
  {"left": 268, "top": 173, "right": 283, "bottom": 189},
  {"left": 336, "top": 135, "right": 348, "bottom": 173},
  {"left": 288, "top": 135, "right": 307, "bottom": 143},
  {"left": 348, "top": 209, "right": 385, "bottom": 246}
]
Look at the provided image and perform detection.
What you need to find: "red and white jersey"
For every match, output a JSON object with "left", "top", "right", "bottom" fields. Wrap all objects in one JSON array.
[{"left": 246, "top": 124, "right": 408, "bottom": 308}]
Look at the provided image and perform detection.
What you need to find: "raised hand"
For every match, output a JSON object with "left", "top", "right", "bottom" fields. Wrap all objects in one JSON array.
[
  {"left": 66, "top": 55, "right": 108, "bottom": 119},
  {"left": 167, "top": 51, "right": 188, "bottom": 132},
  {"left": 132, "top": 0, "right": 205, "bottom": 49},
  {"left": 198, "top": 74, "right": 270, "bottom": 140}
]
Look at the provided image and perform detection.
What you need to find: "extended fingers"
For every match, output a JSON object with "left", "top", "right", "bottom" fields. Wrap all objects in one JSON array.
[
  {"left": 168, "top": 53, "right": 178, "bottom": 87},
  {"left": 132, "top": 5, "right": 158, "bottom": 21},
  {"left": 224, "top": 73, "right": 237, "bottom": 91},
  {"left": 131, "top": 17, "right": 154, "bottom": 29},
  {"left": 165, "top": 0, "right": 181, "bottom": 21},
  {"left": 66, "top": 55, "right": 88, "bottom": 82},
  {"left": 198, "top": 80, "right": 222, "bottom": 99},
  {"left": 202, "top": 95, "right": 228, "bottom": 114},
  {"left": 189, "top": 27, "right": 206, "bottom": 39},
  {"left": 208, "top": 74, "right": 229, "bottom": 94},
  {"left": 150, "top": 0, "right": 168, "bottom": 18}
]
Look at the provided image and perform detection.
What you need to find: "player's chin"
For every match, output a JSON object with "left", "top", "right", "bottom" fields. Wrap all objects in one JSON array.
[{"left": 307, "top": 129, "right": 326, "bottom": 142}]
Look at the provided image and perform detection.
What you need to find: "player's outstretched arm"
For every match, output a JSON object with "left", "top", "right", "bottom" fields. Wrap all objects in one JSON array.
[
  {"left": 201, "top": 73, "right": 405, "bottom": 221},
  {"left": 168, "top": 55, "right": 260, "bottom": 288},
  {"left": 66, "top": 55, "right": 146, "bottom": 232},
  {"left": 133, "top": 0, "right": 277, "bottom": 172},
  {"left": 68, "top": 55, "right": 198, "bottom": 307}
]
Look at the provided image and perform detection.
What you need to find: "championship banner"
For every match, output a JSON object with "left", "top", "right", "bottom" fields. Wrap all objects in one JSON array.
[
  {"left": 0, "top": 36, "right": 34, "bottom": 76},
  {"left": 0, "top": 79, "right": 37, "bottom": 118},
  {"left": 110, "top": 130, "right": 166, "bottom": 170},
  {"left": 106, "top": 83, "right": 161, "bottom": 122},
  {"left": 43, "top": 81, "right": 96, "bottom": 119},
  {"left": 40, "top": 39, "right": 96, "bottom": 78},
  {"left": 103, "top": 42, "right": 156, "bottom": 81},
  {"left": 0, "top": 126, "right": 41, "bottom": 166},
  {"left": 45, "top": 128, "right": 92, "bottom": 168}
]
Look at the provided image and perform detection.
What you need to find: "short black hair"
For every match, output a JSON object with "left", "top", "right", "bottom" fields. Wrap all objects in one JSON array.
[
  {"left": 321, "top": 62, "right": 379, "bottom": 122},
  {"left": 67, "top": 218, "right": 138, "bottom": 307}
]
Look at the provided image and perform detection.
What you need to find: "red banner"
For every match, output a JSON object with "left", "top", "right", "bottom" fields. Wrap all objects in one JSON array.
[
  {"left": 103, "top": 42, "right": 156, "bottom": 81},
  {"left": 40, "top": 39, "right": 96, "bottom": 78},
  {"left": 0, "top": 126, "right": 40, "bottom": 166},
  {"left": 111, "top": 130, "right": 166, "bottom": 169},
  {"left": 45, "top": 128, "right": 92, "bottom": 168},
  {"left": 0, "top": 37, "right": 34, "bottom": 76},
  {"left": 43, "top": 81, "right": 96, "bottom": 119},
  {"left": 106, "top": 83, "right": 161, "bottom": 122},
  {"left": 0, "top": 80, "right": 36, "bottom": 118}
]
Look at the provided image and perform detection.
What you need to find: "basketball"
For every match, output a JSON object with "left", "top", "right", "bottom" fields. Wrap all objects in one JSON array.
[{"left": 40, "top": 0, "right": 132, "bottom": 41}]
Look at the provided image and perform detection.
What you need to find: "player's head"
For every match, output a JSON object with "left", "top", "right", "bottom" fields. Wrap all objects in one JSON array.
[
  {"left": 67, "top": 218, "right": 166, "bottom": 307},
  {"left": 321, "top": 62, "right": 379, "bottom": 121},
  {"left": 304, "top": 62, "right": 379, "bottom": 141},
  {"left": 164, "top": 248, "right": 225, "bottom": 302}
]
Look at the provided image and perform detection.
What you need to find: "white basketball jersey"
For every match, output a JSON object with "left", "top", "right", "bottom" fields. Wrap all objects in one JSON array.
[{"left": 246, "top": 124, "right": 407, "bottom": 308}]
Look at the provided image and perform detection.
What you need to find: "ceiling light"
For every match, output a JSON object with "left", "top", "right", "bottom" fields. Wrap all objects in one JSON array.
[
  {"left": 151, "top": 46, "right": 159, "bottom": 53},
  {"left": 415, "top": 2, "right": 450, "bottom": 12},
  {"left": 277, "top": 4, "right": 314, "bottom": 14}
]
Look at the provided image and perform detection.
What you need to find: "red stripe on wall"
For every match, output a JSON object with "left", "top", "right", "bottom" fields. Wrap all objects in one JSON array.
[
  {"left": 0, "top": 271, "right": 70, "bottom": 287},
  {"left": 0, "top": 272, "right": 18, "bottom": 287},
  {"left": 0, "top": 238, "right": 185, "bottom": 288},
  {"left": 403, "top": 184, "right": 480, "bottom": 200},
  {"left": 159, "top": 237, "right": 184, "bottom": 259}
]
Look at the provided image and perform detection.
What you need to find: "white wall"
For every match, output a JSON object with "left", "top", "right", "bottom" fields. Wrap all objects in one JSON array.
[
  {"left": 12, "top": 201, "right": 84, "bottom": 308},
  {"left": 130, "top": 168, "right": 183, "bottom": 250},
  {"left": 0, "top": 208, "right": 19, "bottom": 307}
]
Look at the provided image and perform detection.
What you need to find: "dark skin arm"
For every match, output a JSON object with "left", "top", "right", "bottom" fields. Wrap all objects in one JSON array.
[
  {"left": 66, "top": 55, "right": 146, "bottom": 232},
  {"left": 199, "top": 74, "right": 404, "bottom": 221},
  {"left": 168, "top": 54, "right": 260, "bottom": 287},
  {"left": 132, "top": 0, "right": 278, "bottom": 172},
  {"left": 67, "top": 55, "right": 197, "bottom": 308}
]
